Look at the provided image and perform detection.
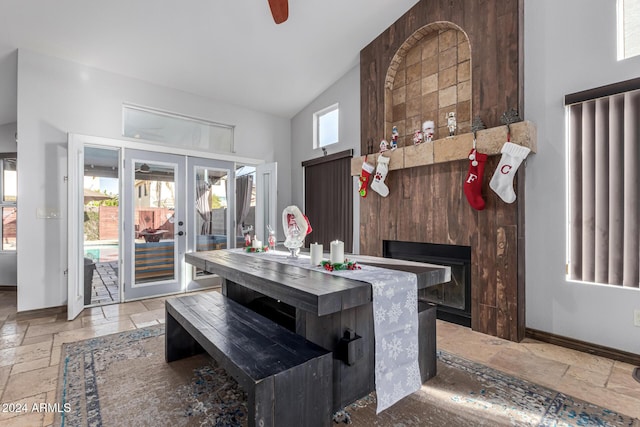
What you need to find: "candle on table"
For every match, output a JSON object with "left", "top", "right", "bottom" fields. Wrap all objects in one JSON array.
[
  {"left": 310, "top": 243, "right": 323, "bottom": 265},
  {"left": 330, "top": 240, "right": 344, "bottom": 264},
  {"left": 252, "top": 239, "right": 262, "bottom": 249}
]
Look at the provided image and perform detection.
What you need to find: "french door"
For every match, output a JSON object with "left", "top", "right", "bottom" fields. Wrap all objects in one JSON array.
[
  {"left": 67, "top": 134, "right": 269, "bottom": 319},
  {"left": 123, "top": 150, "right": 186, "bottom": 300},
  {"left": 123, "top": 151, "right": 236, "bottom": 299},
  {"left": 186, "top": 157, "right": 235, "bottom": 291}
]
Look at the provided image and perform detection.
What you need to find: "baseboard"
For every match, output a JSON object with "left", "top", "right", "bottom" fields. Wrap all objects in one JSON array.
[
  {"left": 14, "top": 304, "right": 66, "bottom": 320},
  {"left": 526, "top": 328, "right": 640, "bottom": 366},
  {"left": 0, "top": 285, "right": 17, "bottom": 291}
]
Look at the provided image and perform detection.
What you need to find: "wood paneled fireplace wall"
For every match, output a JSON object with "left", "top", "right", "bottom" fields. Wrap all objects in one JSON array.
[{"left": 359, "top": 0, "right": 525, "bottom": 342}]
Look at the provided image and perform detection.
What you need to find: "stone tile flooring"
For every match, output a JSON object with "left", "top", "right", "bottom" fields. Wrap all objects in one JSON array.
[
  {"left": 0, "top": 289, "right": 638, "bottom": 426},
  {"left": 89, "top": 262, "right": 119, "bottom": 305}
]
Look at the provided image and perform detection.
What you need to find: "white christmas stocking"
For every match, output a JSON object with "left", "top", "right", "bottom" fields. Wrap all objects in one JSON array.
[
  {"left": 370, "top": 155, "right": 390, "bottom": 197},
  {"left": 489, "top": 142, "right": 531, "bottom": 203}
]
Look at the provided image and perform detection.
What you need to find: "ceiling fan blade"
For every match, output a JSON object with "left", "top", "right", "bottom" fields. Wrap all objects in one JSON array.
[{"left": 268, "top": 0, "right": 288, "bottom": 24}]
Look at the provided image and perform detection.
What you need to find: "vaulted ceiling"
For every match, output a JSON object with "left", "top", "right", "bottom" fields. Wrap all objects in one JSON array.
[{"left": 0, "top": 0, "right": 420, "bottom": 124}]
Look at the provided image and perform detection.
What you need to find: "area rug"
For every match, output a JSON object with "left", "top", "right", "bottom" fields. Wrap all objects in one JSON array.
[{"left": 56, "top": 325, "right": 640, "bottom": 427}]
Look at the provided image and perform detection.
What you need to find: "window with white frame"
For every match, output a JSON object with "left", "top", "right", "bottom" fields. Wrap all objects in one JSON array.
[
  {"left": 0, "top": 156, "right": 17, "bottom": 251},
  {"left": 122, "top": 104, "right": 235, "bottom": 153},
  {"left": 565, "top": 79, "right": 640, "bottom": 289},
  {"left": 313, "top": 103, "right": 339, "bottom": 149},
  {"left": 618, "top": 0, "right": 640, "bottom": 60}
]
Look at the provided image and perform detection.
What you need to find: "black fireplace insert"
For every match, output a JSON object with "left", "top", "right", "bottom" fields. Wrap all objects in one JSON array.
[{"left": 383, "top": 240, "right": 471, "bottom": 327}]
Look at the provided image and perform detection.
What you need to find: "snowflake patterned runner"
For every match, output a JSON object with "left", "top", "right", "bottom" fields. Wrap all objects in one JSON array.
[
  {"left": 238, "top": 248, "right": 421, "bottom": 413},
  {"left": 369, "top": 271, "right": 421, "bottom": 413}
]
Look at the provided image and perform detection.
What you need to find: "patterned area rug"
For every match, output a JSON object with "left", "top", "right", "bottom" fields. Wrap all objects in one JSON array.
[
  {"left": 56, "top": 325, "right": 245, "bottom": 427},
  {"left": 56, "top": 325, "right": 640, "bottom": 427}
]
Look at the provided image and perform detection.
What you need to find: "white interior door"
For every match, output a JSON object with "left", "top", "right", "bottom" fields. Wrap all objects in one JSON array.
[
  {"left": 123, "top": 150, "right": 186, "bottom": 300},
  {"left": 67, "top": 135, "right": 85, "bottom": 320},
  {"left": 255, "top": 162, "right": 277, "bottom": 243}
]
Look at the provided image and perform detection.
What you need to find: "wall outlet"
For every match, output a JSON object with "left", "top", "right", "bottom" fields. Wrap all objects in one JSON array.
[{"left": 634, "top": 310, "right": 640, "bottom": 327}]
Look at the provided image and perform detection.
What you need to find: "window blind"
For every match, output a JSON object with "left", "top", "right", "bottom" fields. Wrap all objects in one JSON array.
[{"left": 567, "top": 87, "right": 640, "bottom": 287}]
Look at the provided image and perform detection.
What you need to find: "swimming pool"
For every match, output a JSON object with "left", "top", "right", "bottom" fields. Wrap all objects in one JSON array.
[{"left": 84, "top": 242, "right": 119, "bottom": 263}]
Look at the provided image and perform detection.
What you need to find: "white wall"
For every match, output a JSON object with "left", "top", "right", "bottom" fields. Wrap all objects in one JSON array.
[
  {"left": 16, "top": 49, "right": 291, "bottom": 311},
  {"left": 524, "top": 0, "right": 640, "bottom": 354},
  {"left": 290, "top": 65, "right": 361, "bottom": 253}
]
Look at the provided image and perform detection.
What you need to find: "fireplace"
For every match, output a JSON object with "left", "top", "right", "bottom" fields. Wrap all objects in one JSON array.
[
  {"left": 383, "top": 240, "right": 471, "bottom": 327},
  {"left": 356, "top": 0, "right": 525, "bottom": 342}
]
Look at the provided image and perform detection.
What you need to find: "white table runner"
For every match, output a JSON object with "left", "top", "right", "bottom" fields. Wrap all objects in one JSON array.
[{"left": 235, "top": 248, "right": 421, "bottom": 413}]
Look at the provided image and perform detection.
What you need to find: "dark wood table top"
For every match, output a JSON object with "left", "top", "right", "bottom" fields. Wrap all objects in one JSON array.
[{"left": 185, "top": 249, "right": 450, "bottom": 316}]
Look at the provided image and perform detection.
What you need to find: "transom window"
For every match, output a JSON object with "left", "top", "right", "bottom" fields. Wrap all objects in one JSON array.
[
  {"left": 122, "top": 104, "right": 235, "bottom": 153},
  {"left": 313, "top": 103, "right": 339, "bottom": 149}
]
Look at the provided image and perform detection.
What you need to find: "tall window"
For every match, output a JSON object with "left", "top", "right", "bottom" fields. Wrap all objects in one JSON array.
[
  {"left": 566, "top": 79, "right": 640, "bottom": 288},
  {"left": 1, "top": 156, "right": 17, "bottom": 251},
  {"left": 618, "top": 0, "right": 640, "bottom": 60},
  {"left": 313, "top": 103, "right": 339, "bottom": 149}
]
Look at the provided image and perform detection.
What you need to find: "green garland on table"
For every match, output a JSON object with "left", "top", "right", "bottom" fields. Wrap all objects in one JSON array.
[
  {"left": 320, "top": 259, "right": 361, "bottom": 271},
  {"left": 245, "top": 246, "right": 269, "bottom": 253}
]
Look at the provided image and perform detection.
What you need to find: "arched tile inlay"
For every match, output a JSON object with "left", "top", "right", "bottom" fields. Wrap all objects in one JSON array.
[{"left": 384, "top": 22, "right": 472, "bottom": 147}]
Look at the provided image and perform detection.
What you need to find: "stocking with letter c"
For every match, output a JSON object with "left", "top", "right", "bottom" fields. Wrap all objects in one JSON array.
[{"left": 489, "top": 142, "right": 531, "bottom": 203}]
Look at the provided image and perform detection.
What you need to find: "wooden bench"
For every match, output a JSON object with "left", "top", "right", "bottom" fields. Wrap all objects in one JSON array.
[{"left": 165, "top": 292, "right": 333, "bottom": 427}]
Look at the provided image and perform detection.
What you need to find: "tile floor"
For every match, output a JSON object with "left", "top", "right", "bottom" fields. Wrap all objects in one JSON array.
[
  {"left": 0, "top": 289, "right": 638, "bottom": 426},
  {"left": 89, "top": 261, "right": 119, "bottom": 305}
]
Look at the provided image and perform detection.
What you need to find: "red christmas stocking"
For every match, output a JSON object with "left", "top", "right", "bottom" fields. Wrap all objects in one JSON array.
[
  {"left": 464, "top": 149, "right": 487, "bottom": 210},
  {"left": 358, "top": 159, "right": 375, "bottom": 198}
]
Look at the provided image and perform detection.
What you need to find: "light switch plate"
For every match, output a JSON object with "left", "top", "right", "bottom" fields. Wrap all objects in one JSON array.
[
  {"left": 634, "top": 310, "right": 640, "bottom": 327},
  {"left": 36, "top": 208, "right": 61, "bottom": 219}
]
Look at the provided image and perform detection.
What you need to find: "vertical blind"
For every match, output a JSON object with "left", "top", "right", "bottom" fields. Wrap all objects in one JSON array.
[{"left": 567, "top": 87, "right": 640, "bottom": 287}]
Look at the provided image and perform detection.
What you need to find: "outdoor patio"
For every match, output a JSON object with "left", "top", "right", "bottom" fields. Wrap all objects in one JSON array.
[{"left": 88, "top": 261, "right": 119, "bottom": 305}]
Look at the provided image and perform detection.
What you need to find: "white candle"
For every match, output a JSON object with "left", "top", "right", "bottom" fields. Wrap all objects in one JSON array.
[
  {"left": 310, "top": 243, "right": 323, "bottom": 265},
  {"left": 252, "top": 239, "right": 262, "bottom": 249},
  {"left": 330, "top": 240, "right": 344, "bottom": 264}
]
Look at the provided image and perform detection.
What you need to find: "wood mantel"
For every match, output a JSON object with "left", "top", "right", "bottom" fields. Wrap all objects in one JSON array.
[{"left": 351, "top": 121, "right": 536, "bottom": 175}]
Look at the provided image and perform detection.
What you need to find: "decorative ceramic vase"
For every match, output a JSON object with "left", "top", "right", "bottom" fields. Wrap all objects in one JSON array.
[{"left": 282, "top": 205, "right": 309, "bottom": 258}]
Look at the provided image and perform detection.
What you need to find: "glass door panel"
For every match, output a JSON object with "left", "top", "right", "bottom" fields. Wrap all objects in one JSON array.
[
  {"left": 235, "top": 165, "right": 256, "bottom": 247},
  {"left": 256, "top": 162, "right": 277, "bottom": 244},
  {"left": 83, "top": 146, "right": 121, "bottom": 306},
  {"left": 187, "top": 157, "right": 235, "bottom": 290},
  {"left": 133, "top": 160, "right": 178, "bottom": 284},
  {"left": 2, "top": 207, "right": 16, "bottom": 251},
  {"left": 124, "top": 150, "right": 185, "bottom": 300}
]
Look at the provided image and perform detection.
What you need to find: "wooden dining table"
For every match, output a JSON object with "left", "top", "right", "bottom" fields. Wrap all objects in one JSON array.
[{"left": 185, "top": 248, "right": 451, "bottom": 411}]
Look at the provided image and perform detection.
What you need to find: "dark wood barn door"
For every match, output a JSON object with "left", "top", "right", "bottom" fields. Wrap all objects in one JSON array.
[{"left": 303, "top": 150, "right": 353, "bottom": 251}]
